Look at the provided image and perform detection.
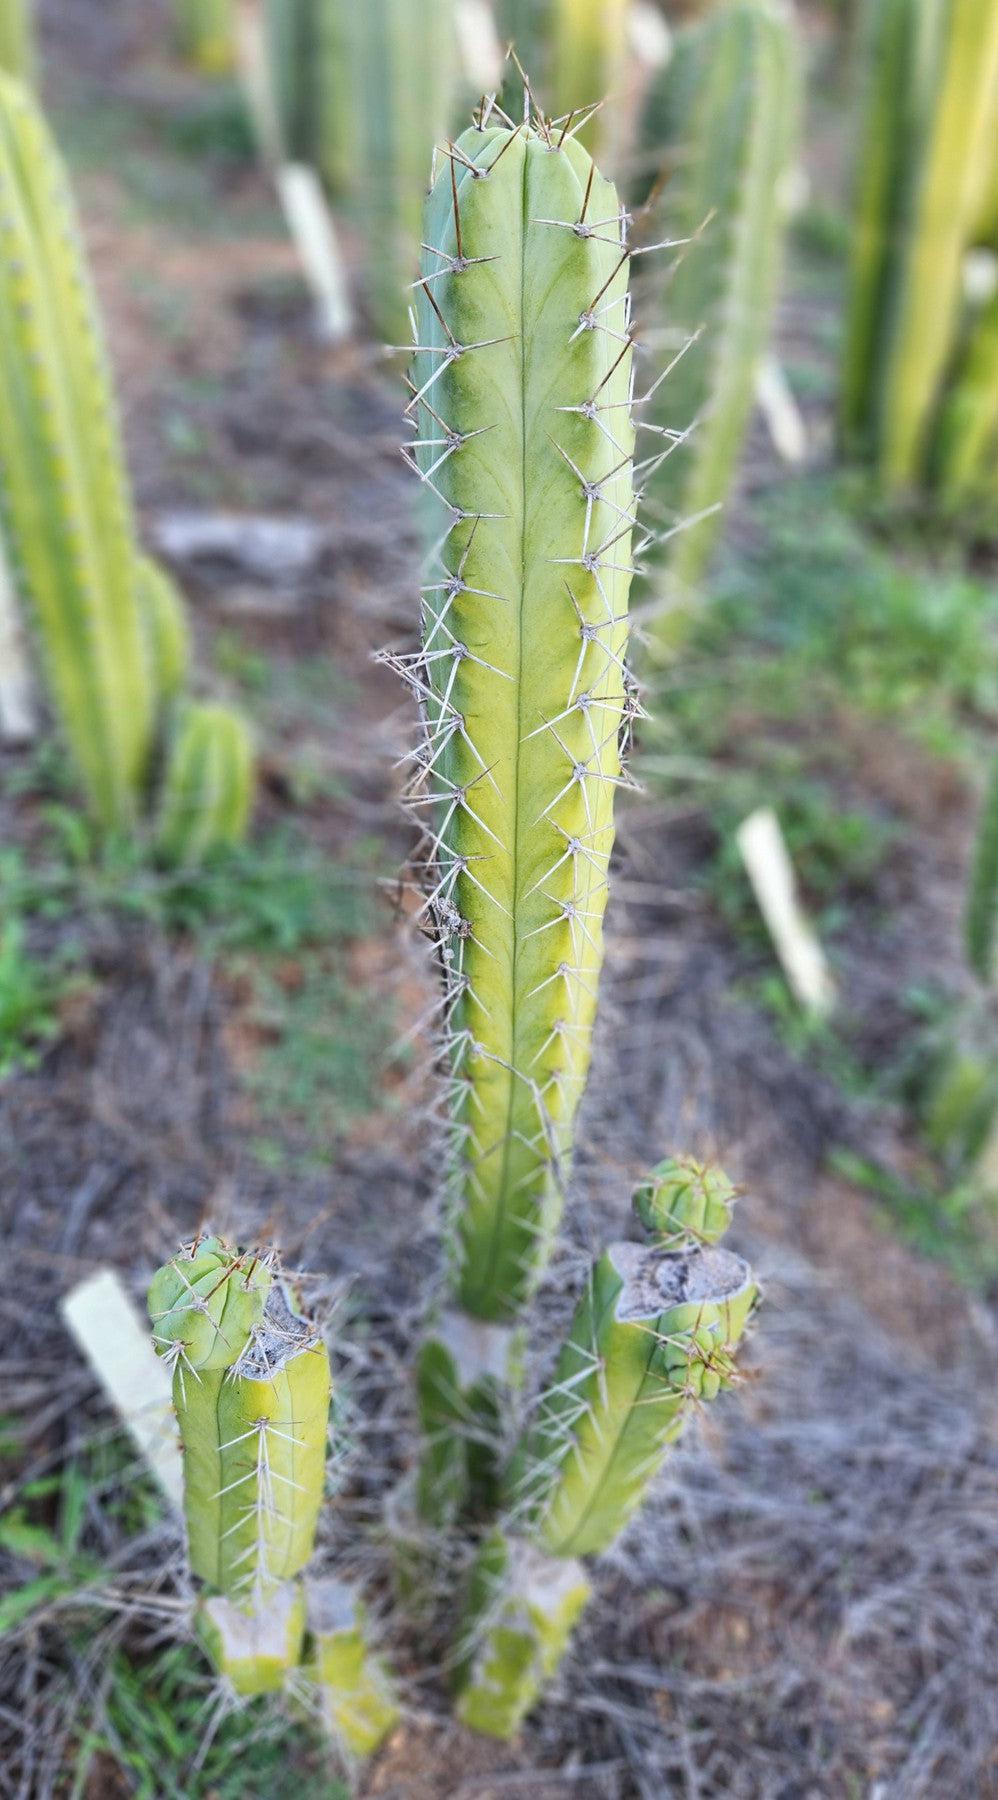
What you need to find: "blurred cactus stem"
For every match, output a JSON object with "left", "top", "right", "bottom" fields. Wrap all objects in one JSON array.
[
  {"left": 397, "top": 103, "right": 637, "bottom": 1527},
  {"left": 157, "top": 702, "right": 255, "bottom": 868},
  {"left": 841, "top": 0, "right": 998, "bottom": 490},
  {"left": 0, "top": 0, "right": 33, "bottom": 79},
  {"left": 174, "top": 0, "right": 235, "bottom": 74},
  {"left": 0, "top": 72, "right": 155, "bottom": 829},
  {"left": 314, "top": 0, "right": 459, "bottom": 342},
  {"left": 299, "top": 1577, "right": 399, "bottom": 1758},
  {"left": 550, "top": 0, "right": 630, "bottom": 159},
  {"left": 455, "top": 1177, "right": 755, "bottom": 1735},
  {"left": 200, "top": 1583, "right": 306, "bottom": 1697},
  {"left": 934, "top": 288, "right": 998, "bottom": 513},
  {"left": 965, "top": 753, "right": 998, "bottom": 986},
  {"left": 636, "top": 0, "right": 799, "bottom": 636},
  {"left": 149, "top": 1238, "right": 331, "bottom": 1691}
]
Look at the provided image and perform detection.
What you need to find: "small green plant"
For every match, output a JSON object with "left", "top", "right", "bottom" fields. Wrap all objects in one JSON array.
[
  {"left": 0, "top": 920, "right": 73, "bottom": 1077},
  {"left": 635, "top": 0, "right": 799, "bottom": 629},
  {"left": 840, "top": 0, "right": 998, "bottom": 503},
  {"left": 0, "top": 73, "right": 254, "bottom": 862}
]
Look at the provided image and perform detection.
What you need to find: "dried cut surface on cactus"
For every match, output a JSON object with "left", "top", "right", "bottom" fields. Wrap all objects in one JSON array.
[{"left": 398, "top": 111, "right": 636, "bottom": 1324}]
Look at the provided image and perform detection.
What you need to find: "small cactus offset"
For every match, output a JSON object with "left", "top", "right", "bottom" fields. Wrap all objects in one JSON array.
[
  {"left": 548, "top": 0, "right": 630, "bottom": 158},
  {"left": 156, "top": 701, "right": 255, "bottom": 868},
  {"left": 174, "top": 0, "right": 235, "bottom": 74},
  {"left": 136, "top": 555, "right": 191, "bottom": 709},
  {"left": 455, "top": 1167, "right": 756, "bottom": 1735},
  {"left": 933, "top": 288, "right": 998, "bottom": 514},
  {"left": 0, "top": 0, "right": 33, "bottom": 79},
  {"left": 635, "top": 0, "right": 799, "bottom": 623},
  {"left": 313, "top": 0, "right": 460, "bottom": 341},
  {"left": 840, "top": 0, "right": 998, "bottom": 495},
  {"left": 149, "top": 1237, "right": 332, "bottom": 1693},
  {"left": 400, "top": 108, "right": 635, "bottom": 1330}
]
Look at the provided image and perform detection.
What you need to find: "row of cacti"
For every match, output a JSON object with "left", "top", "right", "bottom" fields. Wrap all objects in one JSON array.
[
  {"left": 841, "top": 0, "right": 998, "bottom": 509},
  {"left": 148, "top": 100, "right": 758, "bottom": 1748},
  {"left": 633, "top": 0, "right": 798, "bottom": 621},
  {"left": 0, "top": 73, "right": 253, "bottom": 863}
]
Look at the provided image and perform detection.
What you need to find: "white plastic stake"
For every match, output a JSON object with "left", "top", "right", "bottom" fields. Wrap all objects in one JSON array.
[
  {"left": 756, "top": 354, "right": 807, "bottom": 465},
  {"left": 736, "top": 806, "right": 835, "bottom": 1015},
  {"left": 61, "top": 1268, "right": 184, "bottom": 1515}
]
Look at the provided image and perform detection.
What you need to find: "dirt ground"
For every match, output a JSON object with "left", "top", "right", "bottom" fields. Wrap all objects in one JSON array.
[{"left": 1, "top": 2, "right": 997, "bottom": 1797}]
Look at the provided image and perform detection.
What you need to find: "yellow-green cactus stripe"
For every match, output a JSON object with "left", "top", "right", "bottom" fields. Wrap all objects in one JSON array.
[
  {"left": 136, "top": 554, "right": 191, "bottom": 708},
  {"left": 0, "top": 0, "right": 33, "bottom": 80}
]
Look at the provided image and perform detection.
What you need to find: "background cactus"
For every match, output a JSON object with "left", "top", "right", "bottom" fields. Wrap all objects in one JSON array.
[
  {"left": 299, "top": 1578, "right": 399, "bottom": 1757},
  {"left": 965, "top": 754, "right": 998, "bottom": 987},
  {"left": 0, "top": 74, "right": 254, "bottom": 859},
  {"left": 840, "top": 0, "right": 998, "bottom": 496},
  {"left": 634, "top": 0, "right": 798, "bottom": 624},
  {"left": 0, "top": 0, "right": 32, "bottom": 79},
  {"left": 456, "top": 1183, "right": 756, "bottom": 1735},
  {"left": 549, "top": 0, "right": 630, "bottom": 156},
  {"left": 313, "top": 0, "right": 460, "bottom": 341},
  {"left": 174, "top": 0, "right": 235, "bottom": 74}
]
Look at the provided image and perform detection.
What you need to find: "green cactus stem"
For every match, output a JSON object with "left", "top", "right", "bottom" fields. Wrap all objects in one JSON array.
[
  {"left": 150, "top": 1246, "right": 331, "bottom": 1610},
  {"left": 397, "top": 108, "right": 636, "bottom": 1327},
  {"left": 549, "top": 0, "right": 629, "bottom": 158},
  {"left": 174, "top": 0, "right": 235, "bottom": 74},
  {"left": 136, "top": 555, "right": 190, "bottom": 709},
  {"left": 505, "top": 1239, "right": 755, "bottom": 1558},
  {"left": 0, "top": 72, "right": 155, "bottom": 829},
  {"left": 314, "top": 0, "right": 459, "bottom": 342},
  {"left": 157, "top": 701, "right": 255, "bottom": 868},
  {"left": 875, "top": 0, "right": 998, "bottom": 489},
  {"left": 0, "top": 0, "right": 33, "bottom": 80},
  {"left": 301, "top": 1577, "right": 399, "bottom": 1758},
  {"left": 199, "top": 1582, "right": 306, "bottom": 1697},
  {"left": 635, "top": 0, "right": 798, "bottom": 621},
  {"left": 632, "top": 1154, "right": 737, "bottom": 1249},
  {"left": 454, "top": 1530, "right": 591, "bottom": 1739},
  {"left": 965, "top": 753, "right": 998, "bottom": 985},
  {"left": 414, "top": 1312, "right": 520, "bottom": 1527}
]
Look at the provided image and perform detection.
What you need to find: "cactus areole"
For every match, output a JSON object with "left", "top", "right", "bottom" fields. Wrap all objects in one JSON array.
[{"left": 398, "top": 110, "right": 636, "bottom": 1325}]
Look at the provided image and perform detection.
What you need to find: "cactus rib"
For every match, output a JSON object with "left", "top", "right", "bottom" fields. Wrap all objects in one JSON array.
[{"left": 965, "top": 753, "right": 998, "bottom": 986}]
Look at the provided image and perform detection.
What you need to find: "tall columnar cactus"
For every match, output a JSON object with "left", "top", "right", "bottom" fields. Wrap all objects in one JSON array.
[
  {"left": 454, "top": 1175, "right": 756, "bottom": 1736},
  {"left": 841, "top": 0, "right": 998, "bottom": 494},
  {"left": 149, "top": 1238, "right": 332, "bottom": 1693},
  {"left": 389, "top": 102, "right": 638, "bottom": 1535},
  {"left": 0, "top": 0, "right": 33, "bottom": 79},
  {"left": 934, "top": 288, "right": 998, "bottom": 512},
  {"left": 0, "top": 71, "right": 154, "bottom": 829},
  {"left": 634, "top": 0, "right": 798, "bottom": 622},
  {"left": 313, "top": 0, "right": 460, "bottom": 341},
  {"left": 174, "top": 0, "right": 235, "bottom": 74},
  {"left": 0, "top": 75, "right": 254, "bottom": 860}
]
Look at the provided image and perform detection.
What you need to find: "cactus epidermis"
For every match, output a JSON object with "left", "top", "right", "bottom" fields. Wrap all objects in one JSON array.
[{"left": 397, "top": 108, "right": 636, "bottom": 1326}]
